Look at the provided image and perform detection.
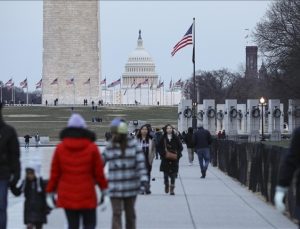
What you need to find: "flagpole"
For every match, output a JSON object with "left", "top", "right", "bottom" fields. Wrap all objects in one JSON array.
[
  {"left": 26, "top": 82, "right": 28, "bottom": 105},
  {"left": 148, "top": 82, "right": 150, "bottom": 105},
  {"left": 104, "top": 78, "right": 107, "bottom": 104},
  {"left": 119, "top": 78, "right": 122, "bottom": 105},
  {"left": 140, "top": 86, "right": 141, "bottom": 105},
  {"left": 192, "top": 17, "right": 197, "bottom": 129}
]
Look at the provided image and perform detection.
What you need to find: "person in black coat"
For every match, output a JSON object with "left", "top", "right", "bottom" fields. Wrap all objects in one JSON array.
[
  {"left": 158, "top": 124, "right": 183, "bottom": 195},
  {"left": 184, "top": 127, "right": 195, "bottom": 165},
  {"left": 11, "top": 163, "right": 49, "bottom": 229},
  {"left": 0, "top": 102, "right": 21, "bottom": 228},
  {"left": 275, "top": 127, "right": 300, "bottom": 226},
  {"left": 193, "top": 122, "right": 212, "bottom": 178},
  {"left": 24, "top": 134, "right": 32, "bottom": 148}
]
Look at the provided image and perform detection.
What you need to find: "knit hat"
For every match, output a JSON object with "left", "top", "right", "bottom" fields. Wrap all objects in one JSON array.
[
  {"left": 67, "top": 113, "right": 87, "bottom": 128},
  {"left": 110, "top": 118, "right": 128, "bottom": 134}
]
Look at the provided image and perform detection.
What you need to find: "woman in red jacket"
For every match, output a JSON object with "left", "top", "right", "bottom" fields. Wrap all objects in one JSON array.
[{"left": 46, "top": 114, "right": 108, "bottom": 229}]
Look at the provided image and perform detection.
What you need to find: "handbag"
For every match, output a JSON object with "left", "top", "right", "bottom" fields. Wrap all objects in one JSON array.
[{"left": 164, "top": 139, "right": 178, "bottom": 161}]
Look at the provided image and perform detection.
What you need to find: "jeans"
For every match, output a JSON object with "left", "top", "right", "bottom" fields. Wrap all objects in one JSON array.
[
  {"left": 187, "top": 148, "right": 194, "bottom": 163},
  {"left": 196, "top": 148, "right": 210, "bottom": 173},
  {"left": 0, "top": 180, "right": 8, "bottom": 229},
  {"left": 110, "top": 197, "right": 136, "bottom": 229},
  {"left": 64, "top": 209, "right": 96, "bottom": 229},
  {"left": 164, "top": 172, "right": 176, "bottom": 186}
]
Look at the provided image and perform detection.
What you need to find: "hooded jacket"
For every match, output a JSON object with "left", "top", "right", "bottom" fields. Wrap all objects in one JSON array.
[{"left": 46, "top": 127, "right": 108, "bottom": 209}]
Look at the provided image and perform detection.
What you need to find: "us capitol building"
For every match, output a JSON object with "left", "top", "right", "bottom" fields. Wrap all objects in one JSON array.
[{"left": 103, "top": 30, "right": 181, "bottom": 105}]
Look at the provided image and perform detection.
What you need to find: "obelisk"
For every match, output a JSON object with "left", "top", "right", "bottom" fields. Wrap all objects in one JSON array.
[{"left": 42, "top": 0, "right": 101, "bottom": 105}]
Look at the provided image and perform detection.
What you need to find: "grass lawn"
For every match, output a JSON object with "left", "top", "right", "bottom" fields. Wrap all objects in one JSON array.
[{"left": 2, "top": 105, "right": 178, "bottom": 141}]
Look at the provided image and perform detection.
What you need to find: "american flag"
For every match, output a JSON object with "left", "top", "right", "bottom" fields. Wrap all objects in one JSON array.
[
  {"left": 123, "top": 89, "right": 127, "bottom": 95},
  {"left": 51, "top": 78, "right": 58, "bottom": 85},
  {"left": 142, "top": 78, "right": 149, "bottom": 85},
  {"left": 100, "top": 78, "right": 106, "bottom": 85},
  {"left": 66, "top": 77, "right": 74, "bottom": 85},
  {"left": 157, "top": 81, "right": 164, "bottom": 89},
  {"left": 36, "top": 79, "right": 42, "bottom": 89},
  {"left": 84, "top": 78, "right": 90, "bottom": 85},
  {"left": 174, "top": 79, "right": 182, "bottom": 86},
  {"left": 5, "top": 78, "right": 13, "bottom": 86},
  {"left": 135, "top": 82, "right": 142, "bottom": 89},
  {"left": 20, "top": 78, "right": 27, "bottom": 87},
  {"left": 7, "top": 82, "right": 14, "bottom": 90},
  {"left": 107, "top": 78, "right": 121, "bottom": 88},
  {"left": 169, "top": 79, "right": 173, "bottom": 89},
  {"left": 171, "top": 24, "right": 193, "bottom": 56}
]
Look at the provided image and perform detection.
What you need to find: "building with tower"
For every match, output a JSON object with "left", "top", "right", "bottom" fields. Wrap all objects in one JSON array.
[
  {"left": 42, "top": 0, "right": 101, "bottom": 105},
  {"left": 102, "top": 30, "right": 182, "bottom": 105}
]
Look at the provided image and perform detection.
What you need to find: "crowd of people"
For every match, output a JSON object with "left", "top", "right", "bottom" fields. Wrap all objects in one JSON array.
[{"left": 0, "top": 101, "right": 299, "bottom": 229}]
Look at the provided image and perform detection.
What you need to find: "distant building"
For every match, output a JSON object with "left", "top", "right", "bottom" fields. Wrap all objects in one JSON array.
[
  {"left": 245, "top": 46, "right": 258, "bottom": 78},
  {"left": 258, "top": 61, "right": 268, "bottom": 80},
  {"left": 102, "top": 30, "right": 182, "bottom": 105}
]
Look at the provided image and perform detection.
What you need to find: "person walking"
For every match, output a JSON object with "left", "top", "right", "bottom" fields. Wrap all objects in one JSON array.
[
  {"left": 154, "top": 128, "right": 163, "bottom": 160},
  {"left": 158, "top": 124, "right": 183, "bottom": 195},
  {"left": 0, "top": 102, "right": 21, "bottom": 229},
  {"left": 136, "top": 124, "right": 155, "bottom": 194},
  {"left": 34, "top": 132, "right": 40, "bottom": 148},
  {"left": 102, "top": 118, "right": 148, "bottom": 229},
  {"left": 275, "top": 127, "right": 300, "bottom": 228},
  {"left": 46, "top": 113, "right": 108, "bottom": 229},
  {"left": 184, "top": 127, "right": 195, "bottom": 166},
  {"left": 193, "top": 122, "right": 212, "bottom": 178},
  {"left": 11, "top": 161, "right": 49, "bottom": 229},
  {"left": 24, "top": 134, "right": 32, "bottom": 149}
]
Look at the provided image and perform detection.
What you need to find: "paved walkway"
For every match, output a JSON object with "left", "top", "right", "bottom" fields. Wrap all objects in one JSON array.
[{"left": 7, "top": 146, "right": 297, "bottom": 229}]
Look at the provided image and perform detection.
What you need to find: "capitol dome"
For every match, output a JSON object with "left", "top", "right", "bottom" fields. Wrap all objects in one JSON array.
[{"left": 122, "top": 30, "right": 158, "bottom": 87}]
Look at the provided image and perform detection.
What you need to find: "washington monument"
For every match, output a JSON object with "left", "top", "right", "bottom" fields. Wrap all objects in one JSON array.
[{"left": 42, "top": 0, "right": 101, "bottom": 105}]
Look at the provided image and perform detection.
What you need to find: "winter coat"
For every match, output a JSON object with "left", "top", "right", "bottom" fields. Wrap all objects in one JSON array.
[
  {"left": 193, "top": 127, "right": 212, "bottom": 149},
  {"left": 158, "top": 134, "right": 183, "bottom": 175},
  {"left": 12, "top": 178, "right": 48, "bottom": 224},
  {"left": 137, "top": 138, "right": 155, "bottom": 166},
  {"left": 46, "top": 127, "right": 108, "bottom": 209},
  {"left": 24, "top": 135, "right": 32, "bottom": 143},
  {"left": 0, "top": 118, "right": 20, "bottom": 184},
  {"left": 102, "top": 137, "right": 148, "bottom": 198},
  {"left": 184, "top": 132, "right": 194, "bottom": 149},
  {"left": 278, "top": 127, "right": 300, "bottom": 219}
]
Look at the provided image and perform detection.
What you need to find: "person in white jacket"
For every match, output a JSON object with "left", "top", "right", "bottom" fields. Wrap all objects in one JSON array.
[{"left": 136, "top": 124, "right": 156, "bottom": 194}]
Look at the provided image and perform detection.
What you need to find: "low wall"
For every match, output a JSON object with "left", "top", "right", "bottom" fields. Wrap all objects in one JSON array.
[{"left": 211, "top": 140, "right": 297, "bottom": 221}]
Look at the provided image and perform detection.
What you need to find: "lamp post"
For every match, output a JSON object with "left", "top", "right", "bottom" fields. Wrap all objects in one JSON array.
[
  {"left": 192, "top": 102, "right": 197, "bottom": 130},
  {"left": 259, "top": 97, "right": 266, "bottom": 141}
]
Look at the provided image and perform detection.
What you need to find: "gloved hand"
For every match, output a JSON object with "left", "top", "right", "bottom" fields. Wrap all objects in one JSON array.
[
  {"left": 46, "top": 193, "right": 56, "bottom": 209},
  {"left": 274, "top": 186, "right": 288, "bottom": 213},
  {"left": 98, "top": 189, "right": 109, "bottom": 212}
]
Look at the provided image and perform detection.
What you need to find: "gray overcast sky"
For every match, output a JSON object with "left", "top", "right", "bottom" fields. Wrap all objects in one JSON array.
[{"left": 0, "top": 1, "right": 271, "bottom": 91}]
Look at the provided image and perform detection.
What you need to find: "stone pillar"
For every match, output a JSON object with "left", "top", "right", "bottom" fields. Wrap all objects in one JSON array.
[
  {"left": 237, "top": 104, "right": 247, "bottom": 134},
  {"left": 224, "top": 99, "right": 238, "bottom": 136},
  {"left": 216, "top": 104, "right": 225, "bottom": 132},
  {"left": 247, "top": 99, "right": 260, "bottom": 141},
  {"left": 288, "top": 99, "right": 300, "bottom": 134},
  {"left": 42, "top": 0, "right": 101, "bottom": 105},
  {"left": 178, "top": 99, "right": 192, "bottom": 133},
  {"left": 203, "top": 100, "right": 216, "bottom": 134},
  {"left": 267, "top": 100, "right": 281, "bottom": 141},
  {"left": 197, "top": 103, "right": 204, "bottom": 125}
]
